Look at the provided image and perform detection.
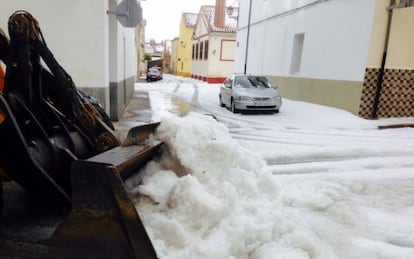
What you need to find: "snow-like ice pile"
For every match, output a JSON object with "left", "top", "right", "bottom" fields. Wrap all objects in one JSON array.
[{"left": 126, "top": 112, "right": 414, "bottom": 259}]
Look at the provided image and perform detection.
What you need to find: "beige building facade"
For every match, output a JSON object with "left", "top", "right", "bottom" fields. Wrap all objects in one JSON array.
[
  {"left": 360, "top": 1, "right": 414, "bottom": 118},
  {"left": 135, "top": 19, "right": 147, "bottom": 80},
  {"left": 170, "top": 37, "right": 179, "bottom": 75},
  {"left": 176, "top": 13, "right": 197, "bottom": 78}
]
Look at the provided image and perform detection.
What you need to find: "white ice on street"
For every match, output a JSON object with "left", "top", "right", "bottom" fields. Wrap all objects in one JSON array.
[{"left": 125, "top": 75, "right": 414, "bottom": 259}]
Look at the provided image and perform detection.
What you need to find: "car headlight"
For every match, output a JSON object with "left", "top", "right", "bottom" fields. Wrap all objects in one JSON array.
[{"left": 237, "top": 96, "right": 252, "bottom": 101}]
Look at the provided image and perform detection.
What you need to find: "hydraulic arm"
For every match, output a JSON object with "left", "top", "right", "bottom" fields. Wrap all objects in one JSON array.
[{"left": 0, "top": 11, "right": 159, "bottom": 258}]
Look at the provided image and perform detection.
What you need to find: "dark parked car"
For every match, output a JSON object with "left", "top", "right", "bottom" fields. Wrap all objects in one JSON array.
[
  {"left": 146, "top": 66, "right": 163, "bottom": 82},
  {"left": 219, "top": 74, "right": 282, "bottom": 113}
]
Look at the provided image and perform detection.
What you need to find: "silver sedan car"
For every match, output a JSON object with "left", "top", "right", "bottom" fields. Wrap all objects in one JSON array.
[{"left": 219, "top": 74, "right": 282, "bottom": 113}]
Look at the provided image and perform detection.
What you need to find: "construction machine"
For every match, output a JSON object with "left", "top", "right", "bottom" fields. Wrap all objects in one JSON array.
[{"left": 0, "top": 11, "right": 160, "bottom": 258}]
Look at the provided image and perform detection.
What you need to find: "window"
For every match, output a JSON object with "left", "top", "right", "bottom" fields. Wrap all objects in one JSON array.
[
  {"left": 200, "top": 41, "right": 204, "bottom": 60},
  {"left": 204, "top": 40, "right": 209, "bottom": 60},
  {"left": 224, "top": 78, "right": 233, "bottom": 88},
  {"left": 396, "top": 0, "right": 414, "bottom": 7},
  {"left": 290, "top": 33, "right": 305, "bottom": 74},
  {"left": 192, "top": 44, "right": 195, "bottom": 60},
  {"left": 388, "top": 0, "right": 414, "bottom": 8},
  {"left": 235, "top": 76, "right": 271, "bottom": 88},
  {"left": 199, "top": 42, "right": 203, "bottom": 60},
  {"left": 234, "top": 77, "right": 248, "bottom": 88}
]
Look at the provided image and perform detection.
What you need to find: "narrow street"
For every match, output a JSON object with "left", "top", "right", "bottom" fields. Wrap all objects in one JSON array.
[
  {"left": 1, "top": 74, "right": 414, "bottom": 258},
  {"left": 128, "top": 74, "right": 414, "bottom": 258}
]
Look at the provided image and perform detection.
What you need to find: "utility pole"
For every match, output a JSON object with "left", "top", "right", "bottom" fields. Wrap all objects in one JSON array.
[
  {"left": 372, "top": 0, "right": 395, "bottom": 119},
  {"left": 244, "top": 0, "right": 252, "bottom": 74}
]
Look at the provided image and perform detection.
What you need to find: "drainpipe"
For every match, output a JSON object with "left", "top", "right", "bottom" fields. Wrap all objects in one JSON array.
[
  {"left": 371, "top": 0, "right": 395, "bottom": 119},
  {"left": 244, "top": 0, "right": 253, "bottom": 74}
]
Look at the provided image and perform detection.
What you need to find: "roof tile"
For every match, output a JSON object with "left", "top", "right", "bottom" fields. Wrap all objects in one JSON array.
[{"left": 183, "top": 12, "right": 198, "bottom": 27}]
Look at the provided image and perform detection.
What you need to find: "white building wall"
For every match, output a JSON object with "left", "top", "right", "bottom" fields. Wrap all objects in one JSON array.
[
  {"left": 236, "top": 0, "right": 377, "bottom": 81},
  {"left": 0, "top": 0, "right": 109, "bottom": 88},
  {"left": 208, "top": 36, "right": 235, "bottom": 78},
  {"left": 192, "top": 34, "right": 236, "bottom": 80},
  {"left": 209, "top": 37, "right": 222, "bottom": 76},
  {"left": 0, "top": 0, "right": 138, "bottom": 119},
  {"left": 192, "top": 38, "right": 205, "bottom": 78},
  {"left": 196, "top": 17, "right": 209, "bottom": 36},
  {"left": 109, "top": 13, "right": 137, "bottom": 83}
]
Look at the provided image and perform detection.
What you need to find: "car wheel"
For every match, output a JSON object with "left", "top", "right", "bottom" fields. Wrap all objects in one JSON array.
[
  {"left": 231, "top": 100, "right": 238, "bottom": 113},
  {"left": 219, "top": 95, "right": 225, "bottom": 107}
]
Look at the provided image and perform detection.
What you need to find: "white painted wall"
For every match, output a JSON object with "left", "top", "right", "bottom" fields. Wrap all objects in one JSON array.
[
  {"left": 0, "top": 0, "right": 137, "bottom": 85},
  {"left": 1, "top": 0, "right": 138, "bottom": 116},
  {"left": 236, "top": 0, "right": 377, "bottom": 81},
  {"left": 0, "top": 0, "right": 109, "bottom": 88},
  {"left": 208, "top": 36, "right": 235, "bottom": 78},
  {"left": 192, "top": 35, "right": 236, "bottom": 79},
  {"left": 192, "top": 38, "right": 206, "bottom": 77},
  {"left": 108, "top": 0, "right": 137, "bottom": 83}
]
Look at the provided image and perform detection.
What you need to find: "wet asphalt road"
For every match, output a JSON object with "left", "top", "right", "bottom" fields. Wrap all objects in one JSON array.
[{"left": 0, "top": 182, "right": 57, "bottom": 259}]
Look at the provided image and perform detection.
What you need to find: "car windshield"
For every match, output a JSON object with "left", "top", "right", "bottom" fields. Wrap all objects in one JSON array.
[
  {"left": 149, "top": 67, "right": 160, "bottom": 73},
  {"left": 234, "top": 76, "right": 271, "bottom": 88}
]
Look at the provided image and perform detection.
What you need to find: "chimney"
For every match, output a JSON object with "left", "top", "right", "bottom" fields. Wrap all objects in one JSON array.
[{"left": 214, "top": 0, "right": 226, "bottom": 28}]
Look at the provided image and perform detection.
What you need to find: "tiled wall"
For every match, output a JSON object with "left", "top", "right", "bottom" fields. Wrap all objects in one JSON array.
[{"left": 359, "top": 68, "right": 414, "bottom": 119}]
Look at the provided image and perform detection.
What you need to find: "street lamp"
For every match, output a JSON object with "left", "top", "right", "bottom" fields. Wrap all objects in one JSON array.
[
  {"left": 227, "top": 6, "right": 234, "bottom": 16},
  {"left": 227, "top": 6, "right": 239, "bottom": 19}
]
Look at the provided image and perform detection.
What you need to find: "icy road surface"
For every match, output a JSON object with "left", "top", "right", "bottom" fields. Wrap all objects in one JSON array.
[{"left": 126, "top": 74, "right": 414, "bottom": 259}]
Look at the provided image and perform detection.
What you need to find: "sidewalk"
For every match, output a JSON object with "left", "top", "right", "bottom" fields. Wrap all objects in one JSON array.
[{"left": 113, "top": 90, "right": 155, "bottom": 141}]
